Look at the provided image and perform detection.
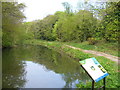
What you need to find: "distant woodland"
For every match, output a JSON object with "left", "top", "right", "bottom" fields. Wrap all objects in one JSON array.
[{"left": 2, "top": 1, "right": 120, "bottom": 47}]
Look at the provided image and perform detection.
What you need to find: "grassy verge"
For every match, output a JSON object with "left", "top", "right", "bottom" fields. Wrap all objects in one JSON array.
[
  {"left": 65, "top": 41, "right": 119, "bottom": 57},
  {"left": 24, "top": 39, "right": 119, "bottom": 88}
]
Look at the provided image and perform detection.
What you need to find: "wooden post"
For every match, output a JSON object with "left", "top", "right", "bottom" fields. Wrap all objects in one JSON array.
[
  {"left": 92, "top": 80, "right": 94, "bottom": 90},
  {"left": 103, "top": 77, "right": 106, "bottom": 90}
]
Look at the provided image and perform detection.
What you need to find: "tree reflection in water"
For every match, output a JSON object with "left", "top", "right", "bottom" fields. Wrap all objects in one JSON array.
[
  {"left": 3, "top": 45, "right": 91, "bottom": 88},
  {"left": 2, "top": 48, "right": 27, "bottom": 88}
]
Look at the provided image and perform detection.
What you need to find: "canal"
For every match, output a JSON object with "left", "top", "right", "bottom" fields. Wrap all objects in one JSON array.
[{"left": 2, "top": 45, "right": 90, "bottom": 88}]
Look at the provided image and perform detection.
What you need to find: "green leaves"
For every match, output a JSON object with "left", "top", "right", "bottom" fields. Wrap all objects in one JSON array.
[
  {"left": 99, "top": 2, "right": 120, "bottom": 42},
  {"left": 26, "top": 1, "right": 119, "bottom": 44},
  {"left": 2, "top": 2, "right": 26, "bottom": 47}
]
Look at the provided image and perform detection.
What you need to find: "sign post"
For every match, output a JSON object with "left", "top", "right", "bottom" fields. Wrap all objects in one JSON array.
[{"left": 79, "top": 57, "right": 109, "bottom": 90}]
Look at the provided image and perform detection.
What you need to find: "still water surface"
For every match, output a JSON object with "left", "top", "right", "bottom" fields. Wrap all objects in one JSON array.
[{"left": 2, "top": 45, "right": 91, "bottom": 88}]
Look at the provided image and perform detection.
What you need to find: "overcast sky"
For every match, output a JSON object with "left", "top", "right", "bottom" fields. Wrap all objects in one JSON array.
[
  {"left": 18, "top": 0, "right": 107, "bottom": 22},
  {"left": 18, "top": 0, "right": 82, "bottom": 22}
]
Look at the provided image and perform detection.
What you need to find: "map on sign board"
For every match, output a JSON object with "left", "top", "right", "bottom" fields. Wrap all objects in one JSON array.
[{"left": 79, "top": 57, "right": 109, "bottom": 82}]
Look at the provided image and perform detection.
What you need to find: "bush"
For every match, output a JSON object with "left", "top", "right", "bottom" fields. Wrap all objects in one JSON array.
[{"left": 88, "top": 38, "right": 98, "bottom": 45}]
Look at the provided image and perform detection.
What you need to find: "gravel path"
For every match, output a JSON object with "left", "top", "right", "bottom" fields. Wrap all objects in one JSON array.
[{"left": 66, "top": 45, "right": 119, "bottom": 64}]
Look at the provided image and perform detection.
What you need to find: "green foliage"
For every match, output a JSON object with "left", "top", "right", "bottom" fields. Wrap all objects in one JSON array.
[
  {"left": 88, "top": 38, "right": 98, "bottom": 45},
  {"left": 2, "top": 1, "right": 119, "bottom": 47},
  {"left": 27, "top": 1, "right": 119, "bottom": 43},
  {"left": 32, "top": 10, "right": 97, "bottom": 42},
  {"left": 28, "top": 15, "right": 59, "bottom": 41},
  {"left": 2, "top": 1, "right": 119, "bottom": 88},
  {"left": 98, "top": 2, "right": 120, "bottom": 42},
  {"left": 2, "top": 2, "right": 26, "bottom": 47},
  {"left": 23, "top": 22, "right": 34, "bottom": 39}
]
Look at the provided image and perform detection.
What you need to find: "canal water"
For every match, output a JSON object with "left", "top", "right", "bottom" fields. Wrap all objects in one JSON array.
[{"left": 2, "top": 45, "right": 90, "bottom": 88}]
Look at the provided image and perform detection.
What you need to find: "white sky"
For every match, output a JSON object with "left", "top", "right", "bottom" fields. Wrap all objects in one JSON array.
[
  {"left": 18, "top": 0, "right": 108, "bottom": 22},
  {"left": 18, "top": 0, "right": 81, "bottom": 22}
]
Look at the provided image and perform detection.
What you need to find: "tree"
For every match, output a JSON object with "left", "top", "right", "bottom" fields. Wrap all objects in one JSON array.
[
  {"left": 62, "top": 2, "right": 73, "bottom": 14},
  {"left": 25, "top": 1, "right": 119, "bottom": 43},
  {"left": 98, "top": 1, "right": 120, "bottom": 42},
  {"left": 52, "top": 10, "right": 97, "bottom": 42},
  {"left": 29, "top": 14, "right": 59, "bottom": 41},
  {"left": 2, "top": 2, "right": 26, "bottom": 47}
]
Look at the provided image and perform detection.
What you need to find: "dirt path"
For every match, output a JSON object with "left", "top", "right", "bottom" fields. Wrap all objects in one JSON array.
[{"left": 65, "top": 45, "right": 120, "bottom": 64}]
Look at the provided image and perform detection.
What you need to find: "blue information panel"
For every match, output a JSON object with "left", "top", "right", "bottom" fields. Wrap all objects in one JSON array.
[{"left": 79, "top": 57, "right": 109, "bottom": 82}]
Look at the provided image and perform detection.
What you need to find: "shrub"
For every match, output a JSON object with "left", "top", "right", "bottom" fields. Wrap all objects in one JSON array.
[{"left": 88, "top": 38, "right": 98, "bottom": 45}]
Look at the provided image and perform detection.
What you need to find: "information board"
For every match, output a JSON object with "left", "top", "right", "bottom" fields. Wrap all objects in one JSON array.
[{"left": 79, "top": 57, "right": 109, "bottom": 82}]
